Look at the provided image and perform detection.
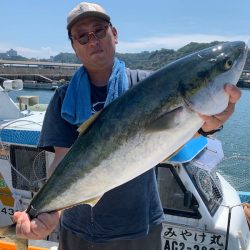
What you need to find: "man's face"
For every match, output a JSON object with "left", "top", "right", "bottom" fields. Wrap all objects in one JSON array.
[{"left": 70, "top": 17, "right": 118, "bottom": 71}]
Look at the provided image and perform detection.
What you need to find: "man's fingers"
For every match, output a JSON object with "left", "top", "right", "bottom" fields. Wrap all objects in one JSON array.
[
  {"left": 14, "top": 211, "right": 60, "bottom": 240},
  {"left": 30, "top": 218, "right": 49, "bottom": 237},
  {"left": 35, "top": 212, "right": 60, "bottom": 233},
  {"left": 12, "top": 211, "right": 24, "bottom": 222},
  {"left": 16, "top": 212, "right": 31, "bottom": 237},
  {"left": 30, "top": 212, "right": 60, "bottom": 238},
  {"left": 199, "top": 84, "right": 240, "bottom": 133},
  {"left": 214, "top": 102, "right": 235, "bottom": 121},
  {"left": 244, "top": 205, "right": 250, "bottom": 225},
  {"left": 224, "top": 84, "right": 241, "bottom": 104},
  {"left": 199, "top": 114, "right": 223, "bottom": 132}
]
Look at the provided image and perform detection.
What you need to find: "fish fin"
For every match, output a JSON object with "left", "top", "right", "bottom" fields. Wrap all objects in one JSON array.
[
  {"left": 84, "top": 196, "right": 102, "bottom": 207},
  {"left": 160, "top": 145, "right": 184, "bottom": 163},
  {"left": 0, "top": 223, "right": 16, "bottom": 240},
  {"left": 15, "top": 238, "right": 28, "bottom": 250},
  {"left": 77, "top": 110, "right": 102, "bottom": 136},
  {"left": 0, "top": 223, "right": 28, "bottom": 250},
  {"left": 147, "top": 107, "right": 184, "bottom": 132}
]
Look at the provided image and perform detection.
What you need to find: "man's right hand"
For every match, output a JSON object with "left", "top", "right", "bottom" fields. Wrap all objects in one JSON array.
[
  {"left": 13, "top": 210, "right": 61, "bottom": 240},
  {"left": 244, "top": 204, "right": 250, "bottom": 226}
]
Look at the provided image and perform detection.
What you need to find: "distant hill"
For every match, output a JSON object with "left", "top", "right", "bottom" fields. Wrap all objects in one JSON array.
[
  {"left": 2, "top": 41, "right": 250, "bottom": 70},
  {"left": 0, "top": 53, "right": 28, "bottom": 61},
  {"left": 117, "top": 41, "right": 250, "bottom": 70},
  {"left": 51, "top": 41, "right": 250, "bottom": 70},
  {"left": 116, "top": 41, "right": 223, "bottom": 70},
  {"left": 52, "top": 52, "right": 80, "bottom": 64}
]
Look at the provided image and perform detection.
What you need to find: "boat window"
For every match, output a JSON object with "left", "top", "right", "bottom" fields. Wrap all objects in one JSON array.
[
  {"left": 10, "top": 145, "right": 47, "bottom": 192},
  {"left": 156, "top": 163, "right": 201, "bottom": 219},
  {"left": 185, "top": 163, "right": 223, "bottom": 215}
]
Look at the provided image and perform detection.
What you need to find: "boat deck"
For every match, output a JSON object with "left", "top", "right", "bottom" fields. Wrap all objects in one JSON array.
[{"left": 0, "top": 111, "right": 44, "bottom": 146}]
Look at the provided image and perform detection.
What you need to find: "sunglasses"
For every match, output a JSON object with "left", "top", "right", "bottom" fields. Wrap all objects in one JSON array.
[{"left": 71, "top": 24, "right": 110, "bottom": 45}]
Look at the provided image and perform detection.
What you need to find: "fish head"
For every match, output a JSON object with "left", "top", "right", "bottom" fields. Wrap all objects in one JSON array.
[{"left": 179, "top": 41, "right": 248, "bottom": 115}]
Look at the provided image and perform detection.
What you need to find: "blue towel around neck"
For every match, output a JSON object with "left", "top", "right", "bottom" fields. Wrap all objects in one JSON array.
[{"left": 61, "top": 58, "right": 128, "bottom": 126}]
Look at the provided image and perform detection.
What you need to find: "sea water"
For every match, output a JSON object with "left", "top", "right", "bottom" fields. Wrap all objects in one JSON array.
[
  {"left": 8, "top": 88, "right": 250, "bottom": 191},
  {"left": 8, "top": 89, "right": 54, "bottom": 104},
  {"left": 217, "top": 89, "right": 250, "bottom": 191}
]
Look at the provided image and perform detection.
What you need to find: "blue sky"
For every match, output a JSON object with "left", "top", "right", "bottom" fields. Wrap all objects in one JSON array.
[{"left": 1, "top": 0, "right": 249, "bottom": 59}]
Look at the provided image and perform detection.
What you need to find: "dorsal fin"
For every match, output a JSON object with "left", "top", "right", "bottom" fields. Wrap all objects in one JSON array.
[{"left": 77, "top": 110, "right": 102, "bottom": 136}]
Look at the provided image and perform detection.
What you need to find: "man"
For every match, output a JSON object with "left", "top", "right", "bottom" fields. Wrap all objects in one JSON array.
[
  {"left": 13, "top": 2, "right": 241, "bottom": 250},
  {"left": 244, "top": 204, "right": 250, "bottom": 225}
]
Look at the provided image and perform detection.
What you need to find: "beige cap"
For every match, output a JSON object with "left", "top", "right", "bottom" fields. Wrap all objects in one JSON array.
[{"left": 67, "top": 2, "right": 110, "bottom": 30}]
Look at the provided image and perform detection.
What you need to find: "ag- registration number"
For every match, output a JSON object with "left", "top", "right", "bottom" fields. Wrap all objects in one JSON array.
[{"left": 162, "top": 224, "right": 225, "bottom": 250}]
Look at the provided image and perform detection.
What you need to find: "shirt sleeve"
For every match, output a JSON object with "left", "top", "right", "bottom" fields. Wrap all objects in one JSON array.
[
  {"left": 126, "top": 68, "right": 153, "bottom": 88},
  {"left": 37, "top": 86, "right": 79, "bottom": 152}
]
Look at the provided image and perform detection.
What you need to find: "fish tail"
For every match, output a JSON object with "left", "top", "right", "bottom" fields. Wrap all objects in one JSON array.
[{"left": 0, "top": 223, "right": 28, "bottom": 250}]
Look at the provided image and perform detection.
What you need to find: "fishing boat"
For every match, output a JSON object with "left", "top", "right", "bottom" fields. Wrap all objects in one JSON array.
[
  {"left": 23, "top": 80, "right": 59, "bottom": 90},
  {"left": 0, "top": 80, "right": 57, "bottom": 249},
  {"left": 158, "top": 137, "right": 250, "bottom": 250},
  {"left": 0, "top": 80, "right": 249, "bottom": 250}
]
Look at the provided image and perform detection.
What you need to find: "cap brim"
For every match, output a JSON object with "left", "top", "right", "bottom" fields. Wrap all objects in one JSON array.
[{"left": 67, "top": 12, "right": 110, "bottom": 30}]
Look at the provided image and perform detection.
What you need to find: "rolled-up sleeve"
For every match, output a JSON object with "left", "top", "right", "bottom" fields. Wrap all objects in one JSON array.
[{"left": 38, "top": 86, "right": 78, "bottom": 152}]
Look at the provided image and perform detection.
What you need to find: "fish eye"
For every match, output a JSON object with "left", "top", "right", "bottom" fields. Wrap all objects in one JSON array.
[{"left": 224, "top": 59, "right": 233, "bottom": 70}]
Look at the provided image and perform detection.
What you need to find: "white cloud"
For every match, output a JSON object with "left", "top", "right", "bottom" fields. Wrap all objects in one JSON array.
[
  {"left": 117, "top": 34, "right": 250, "bottom": 53},
  {"left": 15, "top": 47, "right": 57, "bottom": 59},
  {"left": 0, "top": 43, "right": 72, "bottom": 59}
]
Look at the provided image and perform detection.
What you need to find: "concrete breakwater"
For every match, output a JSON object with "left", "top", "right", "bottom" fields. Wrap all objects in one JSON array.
[
  {"left": 238, "top": 71, "right": 250, "bottom": 88},
  {"left": 0, "top": 60, "right": 81, "bottom": 82},
  {"left": 1, "top": 60, "right": 250, "bottom": 89},
  {"left": 237, "top": 79, "right": 250, "bottom": 88}
]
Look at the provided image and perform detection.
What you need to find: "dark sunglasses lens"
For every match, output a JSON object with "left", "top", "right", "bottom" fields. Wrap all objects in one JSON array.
[
  {"left": 76, "top": 26, "right": 108, "bottom": 45},
  {"left": 79, "top": 35, "right": 89, "bottom": 45},
  {"left": 95, "top": 28, "right": 106, "bottom": 39}
]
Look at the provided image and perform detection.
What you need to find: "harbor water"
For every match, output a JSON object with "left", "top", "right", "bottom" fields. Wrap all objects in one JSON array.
[
  {"left": 8, "top": 88, "right": 250, "bottom": 191},
  {"left": 8, "top": 89, "right": 54, "bottom": 104},
  {"left": 217, "top": 88, "right": 250, "bottom": 192}
]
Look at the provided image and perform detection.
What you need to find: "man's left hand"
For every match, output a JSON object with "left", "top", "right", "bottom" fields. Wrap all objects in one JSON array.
[{"left": 199, "top": 84, "right": 241, "bottom": 132}]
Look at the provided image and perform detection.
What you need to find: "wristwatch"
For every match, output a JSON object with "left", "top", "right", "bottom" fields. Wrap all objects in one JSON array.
[{"left": 198, "top": 125, "right": 223, "bottom": 137}]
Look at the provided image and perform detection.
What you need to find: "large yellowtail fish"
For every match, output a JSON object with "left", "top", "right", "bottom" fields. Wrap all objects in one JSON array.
[{"left": 0, "top": 41, "right": 248, "bottom": 250}]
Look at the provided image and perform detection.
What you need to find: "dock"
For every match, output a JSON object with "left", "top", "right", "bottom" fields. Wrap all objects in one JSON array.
[
  {"left": 0, "top": 60, "right": 81, "bottom": 82},
  {"left": 1, "top": 60, "right": 250, "bottom": 89}
]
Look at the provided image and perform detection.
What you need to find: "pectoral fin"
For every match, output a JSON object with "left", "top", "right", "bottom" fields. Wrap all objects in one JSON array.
[
  {"left": 84, "top": 196, "right": 102, "bottom": 207},
  {"left": 55, "top": 195, "right": 103, "bottom": 211},
  {"left": 160, "top": 145, "right": 184, "bottom": 163},
  {"left": 147, "top": 106, "right": 184, "bottom": 132}
]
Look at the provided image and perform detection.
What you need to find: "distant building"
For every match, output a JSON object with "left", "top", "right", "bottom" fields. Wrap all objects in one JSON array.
[{"left": 6, "top": 49, "right": 18, "bottom": 57}]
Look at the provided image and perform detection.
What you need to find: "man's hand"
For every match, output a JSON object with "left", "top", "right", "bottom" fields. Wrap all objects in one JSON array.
[
  {"left": 13, "top": 210, "right": 60, "bottom": 240},
  {"left": 243, "top": 203, "right": 250, "bottom": 225},
  {"left": 200, "top": 84, "right": 241, "bottom": 132}
]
